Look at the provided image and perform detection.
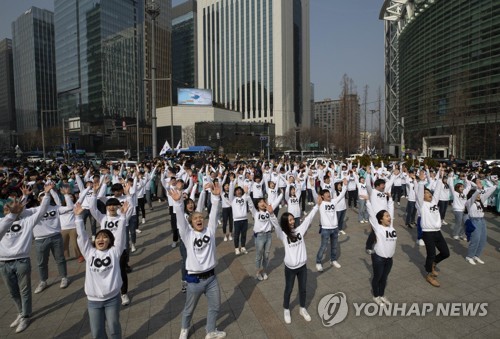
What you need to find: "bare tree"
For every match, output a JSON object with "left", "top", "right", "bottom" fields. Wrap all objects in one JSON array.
[{"left": 182, "top": 125, "right": 195, "bottom": 147}]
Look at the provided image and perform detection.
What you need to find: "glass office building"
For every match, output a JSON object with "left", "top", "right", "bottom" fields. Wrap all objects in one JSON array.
[
  {"left": 381, "top": 0, "right": 500, "bottom": 159},
  {"left": 197, "top": 0, "right": 311, "bottom": 136},
  {"left": 12, "top": 7, "right": 57, "bottom": 134},
  {"left": 0, "top": 39, "right": 16, "bottom": 149},
  {"left": 55, "top": 0, "right": 171, "bottom": 152}
]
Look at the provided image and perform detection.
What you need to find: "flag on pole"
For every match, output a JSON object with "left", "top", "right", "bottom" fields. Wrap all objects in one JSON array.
[
  {"left": 159, "top": 140, "right": 172, "bottom": 156},
  {"left": 175, "top": 140, "right": 182, "bottom": 155}
]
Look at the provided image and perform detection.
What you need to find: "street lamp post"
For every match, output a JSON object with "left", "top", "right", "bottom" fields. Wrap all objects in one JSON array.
[
  {"left": 146, "top": 0, "right": 160, "bottom": 157},
  {"left": 369, "top": 109, "right": 380, "bottom": 153},
  {"left": 400, "top": 116, "right": 405, "bottom": 160}
]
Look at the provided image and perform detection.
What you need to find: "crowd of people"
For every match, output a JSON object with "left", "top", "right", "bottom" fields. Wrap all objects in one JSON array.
[{"left": 0, "top": 155, "right": 499, "bottom": 338}]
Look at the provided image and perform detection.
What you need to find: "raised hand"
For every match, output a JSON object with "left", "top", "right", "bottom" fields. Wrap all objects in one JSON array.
[
  {"left": 21, "top": 184, "right": 33, "bottom": 196},
  {"left": 60, "top": 186, "right": 70, "bottom": 195},
  {"left": 44, "top": 182, "right": 55, "bottom": 193},
  {"left": 120, "top": 201, "right": 130, "bottom": 214},
  {"left": 168, "top": 187, "right": 182, "bottom": 201},
  {"left": 74, "top": 202, "right": 84, "bottom": 216}
]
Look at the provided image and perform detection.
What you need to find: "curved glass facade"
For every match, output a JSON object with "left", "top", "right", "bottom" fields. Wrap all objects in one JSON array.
[{"left": 398, "top": 0, "right": 500, "bottom": 159}]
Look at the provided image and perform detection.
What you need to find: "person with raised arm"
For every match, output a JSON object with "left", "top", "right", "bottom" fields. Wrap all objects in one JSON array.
[
  {"left": 74, "top": 198, "right": 130, "bottom": 339},
  {"left": 170, "top": 183, "right": 226, "bottom": 339},
  {"left": 0, "top": 184, "right": 51, "bottom": 333},
  {"left": 417, "top": 167, "right": 449, "bottom": 287},
  {"left": 367, "top": 195, "right": 396, "bottom": 306},
  {"left": 269, "top": 194, "right": 321, "bottom": 324}
]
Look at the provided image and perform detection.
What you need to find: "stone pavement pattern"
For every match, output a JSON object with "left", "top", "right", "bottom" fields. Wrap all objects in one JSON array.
[{"left": 1, "top": 198, "right": 499, "bottom": 338}]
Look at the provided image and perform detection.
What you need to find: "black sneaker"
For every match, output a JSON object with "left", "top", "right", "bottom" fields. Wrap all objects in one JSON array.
[{"left": 181, "top": 281, "right": 187, "bottom": 293}]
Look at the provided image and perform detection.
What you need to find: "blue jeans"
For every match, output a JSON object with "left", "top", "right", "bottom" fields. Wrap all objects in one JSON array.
[
  {"left": 255, "top": 232, "right": 272, "bottom": 270},
  {"left": 233, "top": 220, "right": 248, "bottom": 248},
  {"left": 0, "top": 258, "right": 32, "bottom": 317},
  {"left": 87, "top": 294, "right": 122, "bottom": 339},
  {"left": 467, "top": 217, "right": 487, "bottom": 258},
  {"left": 182, "top": 275, "right": 221, "bottom": 333},
  {"left": 453, "top": 211, "right": 466, "bottom": 237},
  {"left": 316, "top": 228, "right": 339, "bottom": 263},
  {"left": 371, "top": 253, "right": 393, "bottom": 297},
  {"left": 284, "top": 264, "right": 307, "bottom": 309},
  {"left": 337, "top": 210, "right": 346, "bottom": 231},
  {"left": 34, "top": 233, "right": 67, "bottom": 281},
  {"left": 358, "top": 199, "right": 368, "bottom": 222}
]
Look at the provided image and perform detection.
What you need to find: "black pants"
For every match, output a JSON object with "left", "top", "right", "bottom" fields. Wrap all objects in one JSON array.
[
  {"left": 222, "top": 207, "right": 233, "bottom": 234},
  {"left": 137, "top": 197, "right": 146, "bottom": 219},
  {"left": 348, "top": 189, "right": 358, "bottom": 207},
  {"left": 233, "top": 219, "right": 248, "bottom": 248},
  {"left": 169, "top": 206, "right": 179, "bottom": 242},
  {"left": 422, "top": 231, "right": 450, "bottom": 273},
  {"left": 283, "top": 264, "right": 307, "bottom": 309},
  {"left": 371, "top": 253, "right": 393, "bottom": 297},
  {"left": 120, "top": 250, "right": 129, "bottom": 294},
  {"left": 392, "top": 186, "right": 403, "bottom": 203},
  {"left": 300, "top": 190, "right": 307, "bottom": 211},
  {"left": 366, "top": 231, "right": 376, "bottom": 250}
]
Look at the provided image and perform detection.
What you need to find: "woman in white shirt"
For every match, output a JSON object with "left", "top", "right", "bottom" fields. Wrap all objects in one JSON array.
[
  {"left": 270, "top": 197, "right": 320, "bottom": 325},
  {"left": 74, "top": 200, "right": 130, "bottom": 339},
  {"left": 367, "top": 197, "right": 396, "bottom": 306}
]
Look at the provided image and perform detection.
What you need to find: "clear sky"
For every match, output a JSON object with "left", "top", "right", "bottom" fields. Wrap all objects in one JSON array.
[{"left": 0, "top": 0, "right": 385, "bottom": 112}]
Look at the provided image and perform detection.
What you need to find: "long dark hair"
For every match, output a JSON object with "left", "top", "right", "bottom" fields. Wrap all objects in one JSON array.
[{"left": 280, "top": 212, "right": 297, "bottom": 241}]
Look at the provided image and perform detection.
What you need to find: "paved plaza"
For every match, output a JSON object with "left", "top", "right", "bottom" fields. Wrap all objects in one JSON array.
[{"left": 1, "top": 198, "right": 499, "bottom": 338}]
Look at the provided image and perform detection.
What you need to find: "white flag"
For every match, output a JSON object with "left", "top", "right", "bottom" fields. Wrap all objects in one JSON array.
[
  {"left": 159, "top": 140, "right": 172, "bottom": 156},
  {"left": 175, "top": 140, "right": 182, "bottom": 155}
]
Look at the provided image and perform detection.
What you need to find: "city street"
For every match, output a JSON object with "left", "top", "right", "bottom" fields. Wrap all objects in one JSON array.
[{"left": 1, "top": 198, "right": 499, "bottom": 338}]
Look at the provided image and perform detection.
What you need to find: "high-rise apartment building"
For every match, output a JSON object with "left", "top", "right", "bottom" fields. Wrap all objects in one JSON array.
[
  {"left": 197, "top": 0, "right": 311, "bottom": 137},
  {"left": 172, "top": 0, "right": 197, "bottom": 104},
  {"left": 0, "top": 38, "right": 16, "bottom": 150},
  {"left": 54, "top": 0, "right": 171, "bottom": 152},
  {"left": 12, "top": 7, "right": 57, "bottom": 137}
]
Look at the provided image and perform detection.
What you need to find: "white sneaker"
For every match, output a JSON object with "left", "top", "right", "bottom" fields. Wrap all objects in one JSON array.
[
  {"left": 380, "top": 296, "right": 391, "bottom": 305},
  {"left": 240, "top": 247, "right": 248, "bottom": 254},
  {"left": 121, "top": 294, "right": 130, "bottom": 306},
  {"left": 373, "top": 296, "right": 384, "bottom": 306},
  {"left": 142, "top": 218, "right": 145, "bottom": 224},
  {"left": 284, "top": 309, "right": 291, "bottom": 324},
  {"left": 205, "top": 330, "right": 226, "bottom": 339},
  {"left": 172, "top": 241, "right": 178, "bottom": 248},
  {"left": 473, "top": 256, "right": 485, "bottom": 264},
  {"left": 465, "top": 257, "right": 476, "bottom": 265},
  {"left": 131, "top": 244, "right": 137, "bottom": 253},
  {"left": 179, "top": 328, "right": 189, "bottom": 339},
  {"left": 235, "top": 248, "right": 240, "bottom": 255},
  {"left": 303, "top": 211, "right": 307, "bottom": 216},
  {"left": 218, "top": 220, "right": 222, "bottom": 226},
  {"left": 397, "top": 202, "right": 401, "bottom": 206},
  {"left": 330, "top": 260, "right": 341, "bottom": 268},
  {"left": 15, "top": 317, "right": 29, "bottom": 333},
  {"left": 262, "top": 272, "right": 268, "bottom": 280},
  {"left": 136, "top": 229, "right": 142, "bottom": 234},
  {"left": 299, "top": 307, "right": 311, "bottom": 322},
  {"left": 60, "top": 277, "right": 69, "bottom": 289},
  {"left": 34, "top": 281, "right": 47, "bottom": 294},
  {"left": 339, "top": 230, "right": 346, "bottom": 235},
  {"left": 10, "top": 314, "right": 22, "bottom": 328},
  {"left": 229, "top": 235, "right": 233, "bottom": 241},
  {"left": 360, "top": 220, "right": 365, "bottom": 224},
  {"left": 256, "top": 273, "right": 264, "bottom": 281},
  {"left": 223, "top": 235, "right": 228, "bottom": 242},
  {"left": 418, "top": 239, "right": 425, "bottom": 247},
  {"left": 316, "top": 263, "right": 323, "bottom": 272},
  {"left": 442, "top": 220, "right": 448, "bottom": 225},
  {"left": 453, "top": 235, "right": 459, "bottom": 240},
  {"left": 460, "top": 235, "right": 467, "bottom": 241}
]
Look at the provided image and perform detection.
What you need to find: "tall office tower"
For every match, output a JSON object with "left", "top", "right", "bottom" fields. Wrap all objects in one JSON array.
[
  {"left": 172, "top": 0, "right": 197, "bottom": 104},
  {"left": 314, "top": 95, "right": 360, "bottom": 155},
  {"left": 54, "top": 0, "right": 171, "bottom": 151},
  {"left": 381, "top": 0, "right": 500, "bottom": 158},
  {"left": 0, "top": 38, "right": 16, "bottom": 150},
  {"left": 12, "top": 7, "right": 57, "bottom": 138},
  {"left": 197, "top": 0, "right": 311, "bottom": 136}
]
